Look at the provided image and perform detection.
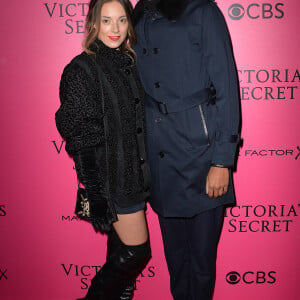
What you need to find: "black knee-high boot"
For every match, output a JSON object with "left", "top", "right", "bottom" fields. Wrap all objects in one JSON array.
[
  {"left": 106, "top": 229, "right": 135, "bottom": 300},
  {"left": 77, "top": 236, "right": 151, "bottom": 300}
]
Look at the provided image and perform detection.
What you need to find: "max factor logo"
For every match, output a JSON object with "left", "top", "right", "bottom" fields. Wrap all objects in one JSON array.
[
  {"left": 52, "top": 140, "right": 65, "bottom": 154},
  {"left": 226, "top": 271, "right": 276, "bottom": 285},
  {"left": 296, "top": 146, "right": 300, "bottom": 160},
  {"left": 240, "top": 147, "right": 300, "bottom": 160},
  {"left": 0, "top": 269, "right": 8, "bottom": 280},
  {"left": 0, "top": 205, "right": 6, "bottom": 216},
  {"left": 228, "top": 3, "right": 284, "bottom": 20},
  {"left": 62, "top": 215, "right": 81, "bottom": 222}
]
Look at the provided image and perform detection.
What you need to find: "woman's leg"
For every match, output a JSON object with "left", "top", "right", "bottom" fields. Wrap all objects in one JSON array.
[{"left": 113, "top": 210, "right": 149, "bottom": 245}]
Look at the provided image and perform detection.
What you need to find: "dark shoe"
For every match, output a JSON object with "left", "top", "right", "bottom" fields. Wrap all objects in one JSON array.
[{"left": 119, "top": 284, "right": 134, "bottom": 300}]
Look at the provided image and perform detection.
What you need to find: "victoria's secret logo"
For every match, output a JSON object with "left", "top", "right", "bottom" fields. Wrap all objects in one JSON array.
[
  {"left": 0, "top": 205, "right": 6, "bottom": 217},
  {"left": 43, "top": 2, "right": 88, "bottom": 34},
  {"left": 238, "top": 69, "right": 300, "bottom": 101},
  {"left": 52, "top": 140, "right": 65, "bottom": 154},
  {"left": 61, "top": 263, "right": 155, "bottom": 290},
  {"left": 224, "top": 204, "right": 300, "bottom": 233},
  {"left": 43, "top": 1, "right": 139, "bottom": 34}
]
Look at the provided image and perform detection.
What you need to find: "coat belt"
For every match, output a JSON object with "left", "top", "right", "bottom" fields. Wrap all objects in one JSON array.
[{"left": 146, "top": 87, "right": 215, "bottom": 114}]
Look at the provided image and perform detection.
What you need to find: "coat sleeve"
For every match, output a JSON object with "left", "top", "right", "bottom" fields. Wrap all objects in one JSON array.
[
  {"left": 55, "top": 61, "right": 117, "bottom": 230},
  {"left": 202, "top": 2, "right": 240, "bottom": 167},
  {"left": 55, "top": 61, "right": 105, "bottom": 154}
]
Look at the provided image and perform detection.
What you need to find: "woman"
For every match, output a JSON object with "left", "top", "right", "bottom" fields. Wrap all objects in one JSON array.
[{"left": 55, "top": 0, "right": 151, "bottom": 299}]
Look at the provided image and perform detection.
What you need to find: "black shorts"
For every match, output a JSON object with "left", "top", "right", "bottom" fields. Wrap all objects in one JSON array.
[{"left": 114, "top": 201, "right": 146, "bottom": 214}]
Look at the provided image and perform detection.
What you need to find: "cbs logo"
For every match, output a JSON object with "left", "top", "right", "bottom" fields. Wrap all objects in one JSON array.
[
  {"left": 228, "top": 3, "right": 284, "bottom": 20},
  {"left": 226, "top": 271, "right": 276, "bottom": 284}
]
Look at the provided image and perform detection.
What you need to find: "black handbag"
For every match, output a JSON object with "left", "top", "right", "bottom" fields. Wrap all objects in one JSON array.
[{"left": 75, "top": 187, "right": 90, "bottom": 219}]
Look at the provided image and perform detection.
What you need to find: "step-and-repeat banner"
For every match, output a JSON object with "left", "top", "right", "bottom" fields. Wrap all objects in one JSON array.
[{"left": 1, "top": 0, "right": 299, "bottom": 299}]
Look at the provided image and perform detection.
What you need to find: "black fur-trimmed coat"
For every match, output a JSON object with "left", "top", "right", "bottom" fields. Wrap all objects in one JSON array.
[{"left": 55, "top": 40, "right": 150, "bottom": 227}]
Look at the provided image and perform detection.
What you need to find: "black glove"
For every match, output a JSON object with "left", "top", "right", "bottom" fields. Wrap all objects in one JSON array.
[{"left": 73, "top": 146, "right": 117, "bottom": 231}]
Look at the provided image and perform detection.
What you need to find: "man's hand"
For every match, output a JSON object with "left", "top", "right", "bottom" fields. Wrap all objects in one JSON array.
[{"left": 206, "top": 166, "right": 229, "bottom": 198}]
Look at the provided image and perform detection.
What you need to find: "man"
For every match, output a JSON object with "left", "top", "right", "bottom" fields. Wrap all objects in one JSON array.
[{"left": 134, "top": 0, "right": 240, "bottom": 299}]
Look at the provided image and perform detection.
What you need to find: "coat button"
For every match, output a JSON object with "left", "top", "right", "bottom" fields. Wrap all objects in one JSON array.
[
  {"left": 154, "top": 82, "right": 160, "bottom": 88},
  {"left": 153, "top": 48, "right": 159, "bottom": 54},
  {"left": 159, "top": 151, "right": 165, "bottom": 158},
  {"left": 140, "top": 157, "right": 145, "bottom": 164},
  {"left": 142, "top": 48, "right": 147, "bottom": 54},
  {"left": 155, "top": 117, "right": 162, "bottom": 123},
  {"left": 124, "top": 68, "right": 131, "bottom": 75},
  {"left": 135, "top": 98, "right": 140, "bottom": 104},
  {"left": 137, "top": 127, "right": 142, "bottom": 134}
]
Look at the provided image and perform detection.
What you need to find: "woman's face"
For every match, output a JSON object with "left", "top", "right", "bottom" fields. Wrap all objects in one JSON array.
[{"left": 98, "top": 1, "right": 129, "bottom": 49}]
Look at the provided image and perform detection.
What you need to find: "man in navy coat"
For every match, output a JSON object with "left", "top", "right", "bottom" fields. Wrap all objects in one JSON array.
[{"left": 134, "top": 0, "right": 240, "bottom": 299}]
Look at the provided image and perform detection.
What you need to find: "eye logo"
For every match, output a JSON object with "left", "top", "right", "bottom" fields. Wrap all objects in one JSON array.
[
  {"left": 228, "top": 4, "right": 245, "bottom": 20},
  {"left": 226, "top": 271, "right": 241, "bottom": 284}
]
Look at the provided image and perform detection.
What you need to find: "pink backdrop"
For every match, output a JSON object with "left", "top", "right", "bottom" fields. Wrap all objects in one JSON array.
[{"left": 1, "top": 0, "right": 299, "bottom": 299}]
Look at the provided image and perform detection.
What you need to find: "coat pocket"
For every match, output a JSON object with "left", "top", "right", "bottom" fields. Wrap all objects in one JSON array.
[
  {"left": 184, "top": 104, "right": 210, "bottom": 150},
  {"left": 198, "top": 104, "right": 210, "bottom": 146}
]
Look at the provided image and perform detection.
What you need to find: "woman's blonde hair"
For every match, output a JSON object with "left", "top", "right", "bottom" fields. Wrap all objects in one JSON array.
[{"left": 83, "top": 0, "right": 136, "bottom": 58}]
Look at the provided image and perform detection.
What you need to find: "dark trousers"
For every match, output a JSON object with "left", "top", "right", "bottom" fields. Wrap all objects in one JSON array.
[{"left": 158, "top": 206, "right": 224, "bottom": 300}]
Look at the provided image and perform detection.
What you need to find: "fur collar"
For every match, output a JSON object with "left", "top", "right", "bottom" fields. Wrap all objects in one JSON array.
[
  {"left": 157, "top": 0, "right": 189, "bottom": 20},
  {"left": 89, "top": 39, "right": 131, "bottom": 69},
  {"left": 134, "top": 0, "right": 211, "bottom": 24},
  {"left": 134, "top": 0, "right": 189, "bottom": 23}
]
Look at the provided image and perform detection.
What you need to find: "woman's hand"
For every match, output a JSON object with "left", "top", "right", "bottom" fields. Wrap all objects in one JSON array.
[{"left": 206, "top": 166, "right": 229, "bottom": 198}]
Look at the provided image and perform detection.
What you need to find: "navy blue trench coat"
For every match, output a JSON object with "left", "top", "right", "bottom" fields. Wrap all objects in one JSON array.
[{"left": 134, "top": 0, "right": 240, "bottom": 217}]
